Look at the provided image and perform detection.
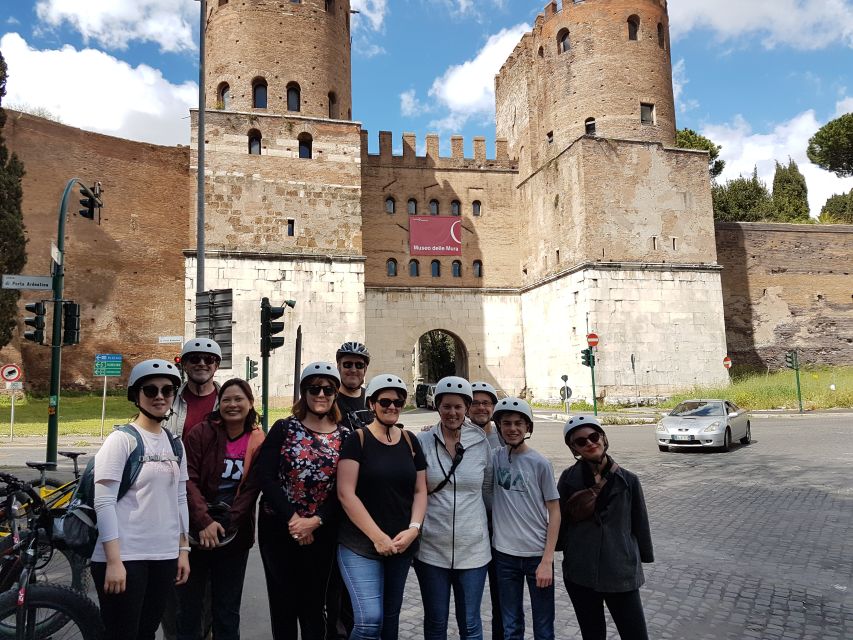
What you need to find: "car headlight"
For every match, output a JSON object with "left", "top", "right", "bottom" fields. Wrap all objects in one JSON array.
[
  {"left": 702, "top": 421, "right": 723, "bottom": 432},
  {"left": 656, "top": 423, "right": 667, "bottom": 432}
]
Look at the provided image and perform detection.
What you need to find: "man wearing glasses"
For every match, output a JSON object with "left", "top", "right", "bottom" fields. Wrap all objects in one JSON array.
[
  {"left": 166, "top": 337, "right": 222, "bottom": 439},
  {"left": 335, "top": 341, "right": 371, "bottom": 432}
]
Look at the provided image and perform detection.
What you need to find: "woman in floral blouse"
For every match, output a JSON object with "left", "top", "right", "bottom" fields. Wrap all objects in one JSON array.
[{"left": 254, "top": 362, "right": 352, "bottom": 640}]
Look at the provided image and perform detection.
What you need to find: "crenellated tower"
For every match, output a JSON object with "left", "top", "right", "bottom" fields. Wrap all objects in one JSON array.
[{"left": 205, "top": 0, "right": 352, "bottom": 119}]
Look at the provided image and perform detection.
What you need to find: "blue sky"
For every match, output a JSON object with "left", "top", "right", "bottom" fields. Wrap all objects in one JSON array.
[{"left": 2, "top": 0, "right": 852, "bottom": 214}]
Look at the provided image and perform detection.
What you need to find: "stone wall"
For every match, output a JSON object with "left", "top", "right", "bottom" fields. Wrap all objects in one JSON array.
[
  {"left": 715, "top": 222, "right": 853, "bottom": 369},
  {"left": 0, "top": 112, "right": 190, "bottom": 389}
]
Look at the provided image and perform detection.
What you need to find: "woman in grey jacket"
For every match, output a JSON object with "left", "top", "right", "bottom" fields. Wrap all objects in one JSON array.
[
  {"left": 557, "top": 415, "right": 653, "bottom": 640},
  {"left": 416, "top": 376, "right": 494, "bottom": 640}
]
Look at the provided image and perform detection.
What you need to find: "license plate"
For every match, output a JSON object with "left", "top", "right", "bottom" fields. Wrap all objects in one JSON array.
[{"left": 672, "top": 435, "right": 692, "bottom": 441}]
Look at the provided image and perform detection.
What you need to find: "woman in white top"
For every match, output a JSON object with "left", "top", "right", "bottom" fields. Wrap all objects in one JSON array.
[{"left": 90, "top": 359, "right": 191, "bottom": 640}]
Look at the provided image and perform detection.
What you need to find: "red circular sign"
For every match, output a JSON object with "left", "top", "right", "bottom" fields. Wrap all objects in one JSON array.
[
  {"left": 723, "top": 356, "right": 732, "bottom": 369},
  {"left": 587, "top": 333, "right": 599, "bottom": 348},
  {"left": 1, "top": 364, "right": 22, "bottom": 382}
]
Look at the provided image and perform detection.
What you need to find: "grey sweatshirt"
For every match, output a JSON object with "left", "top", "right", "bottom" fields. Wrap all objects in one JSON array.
[{"left": 416, "top": 423, "right": 494, "bottom": 569}]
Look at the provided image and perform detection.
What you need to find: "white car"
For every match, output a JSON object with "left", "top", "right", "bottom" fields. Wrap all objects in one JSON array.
[{"left": 656, "top": 399, "right": 751, "bottom": 452}]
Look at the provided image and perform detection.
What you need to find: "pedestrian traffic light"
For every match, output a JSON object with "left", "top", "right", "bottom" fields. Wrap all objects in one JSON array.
[
  {"left": 23, "top": 301, "right": 46, "bottom": 344},
  {"left": 581, "top": 348, "right": 595, "bottom": 368},
  {"left": 62, "top": 301, "right": 81, "bottom": 346},
  {"left": 784, "top": 350, "right": 798, "bottom": 370},
  {"left": 246, "top": 356, "right": 258, "bottom": 380},
  {"left": 261, "top": 297, "right": 286, "bottom": 356}
]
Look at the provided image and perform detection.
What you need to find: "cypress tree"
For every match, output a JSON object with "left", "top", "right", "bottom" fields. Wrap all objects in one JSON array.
[{"left": 771, "top": 159, "right": 810, "bottom": 222}]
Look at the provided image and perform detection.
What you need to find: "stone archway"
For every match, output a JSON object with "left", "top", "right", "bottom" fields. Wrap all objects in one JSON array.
[{"left": 413, "top": 329, "right": 469, "bottom": 384}]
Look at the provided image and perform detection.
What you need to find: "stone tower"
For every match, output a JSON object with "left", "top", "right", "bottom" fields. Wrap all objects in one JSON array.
[{"left": 188, "top": 0, "right": 365, "bottom": 395}]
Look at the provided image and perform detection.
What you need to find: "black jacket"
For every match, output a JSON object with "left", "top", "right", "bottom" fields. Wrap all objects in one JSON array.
[{"left": 557, "top": 459, "right": 654, "bottom": 592}]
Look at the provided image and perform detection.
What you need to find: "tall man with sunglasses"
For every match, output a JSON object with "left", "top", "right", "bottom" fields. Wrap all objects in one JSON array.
[
  {"left": 335, "top": 341, "right": 371, "bottom": 432},
  {"left": 166, "top": 338, "right": 222, "bottom": 439}
]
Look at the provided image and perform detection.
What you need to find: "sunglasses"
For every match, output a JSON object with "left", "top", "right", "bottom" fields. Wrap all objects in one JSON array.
[
  {"left": 470, "top": 400, "right": 494, "bottom": 408},
  {"left": 140, "top": 384, "right": 177, "bottom": 399},
  {"left": 184, "top": 354, "right": 219, "bottom": 365},
  {"left": 340, "top": 361, "right": 366, "bottom": 369},
  {"left": 571, "top": 431, "right": 602, "bottom": 448},
  {"left": 306, "top": 385, "right": 336, "bottom": 397},
  {"left": 376, "top": 398, "right": 405, "bottom": 409}
]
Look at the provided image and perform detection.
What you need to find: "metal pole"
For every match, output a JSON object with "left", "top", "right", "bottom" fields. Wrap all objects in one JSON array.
[
  {"left": 100, "top": 375, "right": 108, "bottom": 439},
  {"left": 591, "top": 351, "right": 598, "bottom": 416},
  {"left": 261, "top": 298, "right": 270, "bottom": 433},
  {"left": 196, "top": 0, "right": 207, "bottom": 295},
  {"left": 293, "top": 325, "right": 302, "bottom": 405},
  {"left": 9, "top": 391, "right": 14, "bottom": 441},
  {"left": 794, "top": 353, "right": 803, "bottom": 414}
]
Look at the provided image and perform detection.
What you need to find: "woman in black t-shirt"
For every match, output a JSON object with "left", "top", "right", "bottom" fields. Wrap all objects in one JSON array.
[{"left": 337, "top": 374, "right": 428, "bottom": 640}]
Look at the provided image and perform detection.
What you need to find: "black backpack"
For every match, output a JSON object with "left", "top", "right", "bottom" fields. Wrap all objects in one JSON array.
[{"left": 58, "top": 424, "right": 183, "bottom": 558}]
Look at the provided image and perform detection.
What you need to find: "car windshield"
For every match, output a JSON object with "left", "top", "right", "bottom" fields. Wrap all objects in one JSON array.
[{"left": 669, "top": 401, "right": 725, "bottom": 417}]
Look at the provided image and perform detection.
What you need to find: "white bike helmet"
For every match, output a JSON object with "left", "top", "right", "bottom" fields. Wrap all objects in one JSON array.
[
  {"left": 336, "top": 341, "right": 370, "bottom": 364},
  {"left": 563, "top": 415, "right": 607, "bottom": 449},
  {"left": 300, "top": 362, "right": 341, "bottom": 388},
  {"left": 180, "top": 337, "right": 222, "bottom": 360},
  {"left": 434, "top": 376, "right": 473, "bottom": 405},
  {"left": 365, "top": 374, "right": 408, "bottom": 401},
  {"left": 127, "top": 359, "right": 182, "bottom": 401},
  {"left": 492, "top": 397, "right": 534, "bottom": 431},
  {"left": 470, "top": 381, "right": 499, "bottom": 405}
]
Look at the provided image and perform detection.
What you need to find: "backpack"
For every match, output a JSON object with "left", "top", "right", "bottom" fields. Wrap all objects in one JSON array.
[
  {"left": 356, "top": 426, "right": 415, "bottom": 456},
  {"left": 58, "top": 424, "right": 184, "bottom": 558}
]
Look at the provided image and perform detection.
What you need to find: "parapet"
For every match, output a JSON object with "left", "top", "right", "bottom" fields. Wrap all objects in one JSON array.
[{"left": 363, "top": 131, "right": 516, "bottom": 171}]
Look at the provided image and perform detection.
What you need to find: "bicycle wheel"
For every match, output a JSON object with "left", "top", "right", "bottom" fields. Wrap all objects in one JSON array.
[
  {"left": 0, "top": 584, "right": 103, "bottom": 640},
  {"left": 32, "top": 548, "right": 91, "bottom": 594}
]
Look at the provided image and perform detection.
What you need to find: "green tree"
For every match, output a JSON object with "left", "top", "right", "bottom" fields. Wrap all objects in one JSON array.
[
  {"left": 420, "top": 330, "right": 456, "bottom": 382},
  {"left": 807, "top": 113, "right": 853, "bottom": 177},
  {"left": 712, "top": 168, "right": 774, "bottom": 222},
  {"left": 771, "top": 159, "right": 810, "bottom": 222},
  {"left": 676, "top": 128, "right": 725, "bottom": 180},
  {"left": 0, "top": 51, "right": 28, "bottom": 348},
  {"left": 819, "top": 190, "right": 853, "bottom": 224}
]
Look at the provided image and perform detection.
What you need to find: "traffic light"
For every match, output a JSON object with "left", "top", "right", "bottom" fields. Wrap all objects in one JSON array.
[
  {"left": 784, "top": 350, "right": 798, "bottom": 370},
  {"left": 23, "top": 301, "right": 46, "bottom": 344},
  {"left": 260, "top": 297, "right": 286, "bottom": 356},
  {"left": 79, "top": 188, "right": 96, "bottom": 220},
  {"left": 581, "top": 348, "right": 595, "bottom": 368},
  {"left": 62, "top": 301, "right": 81, "bottom": 346},
  {"left": 246, "top": 356, "right": 258, "bottom": 380}
]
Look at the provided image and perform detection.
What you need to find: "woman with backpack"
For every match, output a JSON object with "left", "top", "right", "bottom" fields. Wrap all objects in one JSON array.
[
  {"left": 176, "top": 378, "right": 265, "bottom": 640},
  {"left": 337, "top": 374, "right": 427, "bottom": 640},
  {"left": 253, "top": 362, "right": 353, "bottom": 640},
  {"left": 90, "top": 359, "right": 190, "bottom": 640}
]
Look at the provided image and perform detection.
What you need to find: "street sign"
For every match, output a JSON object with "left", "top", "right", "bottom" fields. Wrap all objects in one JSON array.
[
  {"left": 94, "top": 354, "right": 122, "bottom": 377},
  {"left": 560, "top": 385, "right": 573, "bottom": 400},
  {"left": 1, "top": 274, "right": 52, "bottom": 291},
  {"left": 1, "top": 364, "right": 22, "bottom": 382},
  {"left": 723, "top": 356, "right": 732, "bottom": 369},
  {"left": 51, "top": 241, "right": 63, "bottom": 266},
  {"left": 587, "top": 333, "right": 599, "bottom": 348},
  {"left": 5, "top": 381, "right": 23, "bottom": 390},
  {"left": 158, "top": 335, "right": 184, "bottom": 345}
]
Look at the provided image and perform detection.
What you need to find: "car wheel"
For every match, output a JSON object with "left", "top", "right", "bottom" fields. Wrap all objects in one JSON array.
[
  {"left": 721, "top": 428, "right": 731, "bottom": 452},
  {"left": 658, "top": 445, "right": 669, "bottom": 452},
  {"left": 740, "top": 422, "right": 751, "bottom": 445}
]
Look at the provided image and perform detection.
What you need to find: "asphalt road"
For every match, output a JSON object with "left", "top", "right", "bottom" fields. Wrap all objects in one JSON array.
[{"left": 2, "top": 411, "right": 852, "bottom": 639}]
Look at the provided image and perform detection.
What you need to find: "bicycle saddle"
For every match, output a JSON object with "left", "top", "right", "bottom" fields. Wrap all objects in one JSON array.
[{"left": 25, "top": 462, "right": 57, "bottom": 472}]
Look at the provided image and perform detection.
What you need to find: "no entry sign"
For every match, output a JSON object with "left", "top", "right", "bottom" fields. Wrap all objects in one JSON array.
[
  {"left": 587, "top": 333, "right": 599, "bottom": 348},
  {"left": 723, "top": 356, "right": 732, "bottom": 369}
]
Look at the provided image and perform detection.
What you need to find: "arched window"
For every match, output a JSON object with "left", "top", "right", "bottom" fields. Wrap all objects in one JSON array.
[
  {"left": 537, "top": 46, "right": 544, "bottom": 58},
  {"left": 452, "top": 261, "right": 462, "bottom": 278},
  {"left": 325, "top": 0, "right": 334, "bottom": 13},
  {"left": 409, "top": 260, "right": 419, "bottom": 277},
  {"left": 217, "top": 82, "right": 230, "bottom": 109},
  {"left": 429, "top": 199, "right": 439, "bottom": 215},
  {"left": 386, "top": 259, "right": 397, "bottom": 277},
  {"left": 451, "top": 200, "right": 461, "bottom": 216},
  {"left": 473, "top": 260, "right": 483, "bottom": 278},
  {"left": 585, "top": 117, "right": 596, "bottom": 135},
  {"left": 328, "top": 92, "right": 338, "bottom": 119},
  {"left": 248, "top": 129, "right": 262, "bottom": 155},
  {"left": 472, "top": 200, "right": 482, "bottom": 216},
  {"left": 385, "top": 197, "right": 396, "bottom": 214},
  {"left": 252, "top": 78, "right": 268, "bottom": 109},
  {"left": 431, "top": 260, "right": 441, "bottom": 277},
  {"left": 628, "top": 15, "right": 640, "bottom": 41},
  {"left": 298, "top": 133, "right": 312, "bottom": 159},
  {"left": 657, "top": 22, "right": 665, "bottom": 48},
  {"left": 557, "top": 29, "right": 570, "bottom": 54},
  {"left": 407, "top": 199, "right": 417, "bottom": 215},
  {"left": 287, "top": 83, "right": 301, "bottom": 112}
]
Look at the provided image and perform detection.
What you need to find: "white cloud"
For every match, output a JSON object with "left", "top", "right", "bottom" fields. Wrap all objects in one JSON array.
[
  {"left": 1, "top": 33, "right": 196, "bottom": 146},
  {"left": 35, "top": 0, "right": 197, "bottom": 53},
  {"left": 835, "top": 96, "right": 853, "bottom": 116},
  {"left": 672, "top": 58, "right": 699, "bottom": 114},
  {"left": 427, "top": 23, "right": 529, "bottom": 132},
  {"left": 351, "top": 0, "right": 388, "bottom": 32},
  {"left": 400, "top": 89, "right": 428, "bottom": 117},
  {"left": 669, "top": 0, "right": 853, "bottom": 50},
  {"left": 6, "top": 17, "right": 20, "bottom": 26},
  {"left": 703, "top": 108, "right": 853, "bottom": 216}
]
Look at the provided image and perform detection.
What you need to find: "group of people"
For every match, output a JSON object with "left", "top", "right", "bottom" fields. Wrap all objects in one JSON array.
[{"left": 89, "top": 338, "right": 654, "bottom": 640}]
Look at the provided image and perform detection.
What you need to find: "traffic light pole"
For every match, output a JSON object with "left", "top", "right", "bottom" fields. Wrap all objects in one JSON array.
[
  {"left": 590, "top": 353, "right": 597, "bottom": 416},
  {"left": 793, "top": 354, "right": 803, "bottom": 414},
  {"left": 260, "top": 299, "right": 270, "bottom": 433}
]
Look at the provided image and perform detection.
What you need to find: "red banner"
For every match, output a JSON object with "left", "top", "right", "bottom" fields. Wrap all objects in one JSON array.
[{"left": 409, "top": 216, "right": 462, "bottom": 255}]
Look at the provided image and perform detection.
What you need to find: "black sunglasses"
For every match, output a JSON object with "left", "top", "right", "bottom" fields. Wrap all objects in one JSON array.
[
  {"left": 306, "top": 385, "right": 336, "bottom": 397},
  {"left": 184, "top": 354, "right": 219, "bottom": 365},
  {"left": 140, "top": 384, "right": 177, "bottom": 399},
  {"left": 571, "top": 431, "right": 602, "bottom": 448},
  {"left": 340, "top": 361, "right": 366, "bottom": 369},
  {"left": 376, "top": 398, "right": 405, "bottom": 409}
]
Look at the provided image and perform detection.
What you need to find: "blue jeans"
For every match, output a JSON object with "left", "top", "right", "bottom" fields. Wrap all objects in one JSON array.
[
  {"left": 337, "top": 545, "right": 412, "bottom": 640},
  {"left": 492, "top": 550, "right": 554, "bottom": 640},
  {"left": 414, "top": 559, "right": 488, "bottom": 640}
]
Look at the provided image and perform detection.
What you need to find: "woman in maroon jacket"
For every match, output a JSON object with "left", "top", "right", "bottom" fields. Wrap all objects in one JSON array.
[{"left": 176, "top": 378, "right": 265, "bottom": 640}]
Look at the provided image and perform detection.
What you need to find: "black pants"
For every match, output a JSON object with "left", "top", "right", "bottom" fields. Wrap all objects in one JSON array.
[
  {"left": 258, "top": 509, "right": 338, "bottom": 640},
  {"left": 177, "top": 544, "right": 250, "bottom": 640},
  {"left": 564, "top": 580, "right": 649, "bottom": 640},
  {"left": 487, "top": 555, "right": 504, "bottom": 640},
  {"left": 325, "top": 559, "right": 354, "bottom": 640},
  {"left": 91, "top": 559, "right": 177, "bottom": 640}
]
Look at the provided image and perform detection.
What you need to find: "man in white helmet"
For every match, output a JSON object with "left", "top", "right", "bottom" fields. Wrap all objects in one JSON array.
[
  {"left": 166, "top": 338, "right": 222, "bottom": 440},
  {"left": 335, "top": 341, "right": 372, "bottom": 432}
]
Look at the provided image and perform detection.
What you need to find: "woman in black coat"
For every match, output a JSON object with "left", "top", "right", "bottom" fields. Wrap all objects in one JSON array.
[{"left": 557, "top": 415, "right": 653, "bottom": 640}]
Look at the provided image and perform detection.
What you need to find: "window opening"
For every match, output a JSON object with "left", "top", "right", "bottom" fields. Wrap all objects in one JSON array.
[
  {"left": 585, "top": 118, "right": 596, "bottom": 135},
  {"left": 431, "top": 260, "right": 441, "bottom": 277},
  {"left": 217, "top": 82, "right": 230, "bottom": 109},
  {"left": 472, "top": 200, "right": 482, "bottom": 216},
  {"left": 298, "top": 133, "right": 313, "bottom": 159},
  {"left": 651, "top": 236, "right": 658, "bottom": 250},
  {"left": 387, "top": 259, "right": 397, "bottom": 277},
  {"left": 252, "top": 79, "right": 268, "bottom": 109},
  {"left": 628, "top": 15, "right": 640, "bottom": 41},
  {"left": 452, "top": 261, "right": 462, "bottom": 278},
  {"left": 640, "top": 102, "right": 655, "bottom": 125},
  {"left": 287, "top": 219, "right": 295, "bottom": 236},
  {"left": 385, "top": 197, "right": 395, "bottom": 214},
  {"left": 557, "top": 29, "right": 570, "bottom": 54},
  {"left": 473, "top": 260, "right": 483, "bottom": 278},
  {"left": 408, "top": 199, "right": 417, "bottom": 215},
  {"left": 409, "top": 260, "right": 419, "bottom": 277},
  {"left": 328, "top": 92, "right": 338, "bottom": 119},
  {"left": 287, "top": 83, "right": 301, "bottom": 112},
  {"left": 248, "top": 130, "right": 262, "bottom": 155},
  {"left": 672, "top": 237, "right": 677, "bottom": 251},
  {"left": 657, "top": 23, "right": 665, "bottom": 48},
  {"left": 451, "top": 200, "right": 461, "bottom": 216},
  {"left": 546, "top": 131, "right": 554, "bottom": 144},
  {"left": 429, "top": 199, "right": 439, "bottom": 216}
]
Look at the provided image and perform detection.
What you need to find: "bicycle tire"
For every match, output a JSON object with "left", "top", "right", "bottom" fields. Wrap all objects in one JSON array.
[{"left": 0, "top": 584, "right": 103, "bottom": 640}]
